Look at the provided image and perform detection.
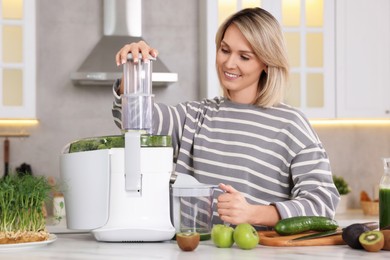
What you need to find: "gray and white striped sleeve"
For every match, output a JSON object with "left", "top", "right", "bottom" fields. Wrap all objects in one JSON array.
[
  {"left": 273, "top": 143, "right": 340, "bottom": 219},
  {"left": 112, "top": 79, "right": 123, "bottom": 129}
]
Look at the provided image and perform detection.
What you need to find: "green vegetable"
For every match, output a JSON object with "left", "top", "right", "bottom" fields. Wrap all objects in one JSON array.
[
  {"left": 274, "top": 216, "right": 338, "bottom": 236},
  {"left": 69, "top": 134, "right": 172, "bottom": 153},
  {"left": 0, "top": 173, "right": 51, "bottom": 233},
  {"left": 333, "top": 175, "right": 351, "bottom": 195},
  {"left": 69, "top": 135, "right": 125, "bottom": 153},
  {"left": 139, "top": 135, "right": 171, "bottom": 147}
]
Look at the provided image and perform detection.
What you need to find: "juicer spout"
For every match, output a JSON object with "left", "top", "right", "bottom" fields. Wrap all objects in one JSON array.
[{"left": 124, "top": 131, "right": 142, "bottom": 192}]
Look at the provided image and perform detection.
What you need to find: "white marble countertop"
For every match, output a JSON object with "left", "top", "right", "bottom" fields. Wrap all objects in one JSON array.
[
  {"left": 1, "top": 210, "right": 388, "bottom": 260},
  {"left": 2, "top": 232, "right": 390, "bottom": 260},
  {"left": 334, "top": 208, "right": 379, "bottom": 227}
]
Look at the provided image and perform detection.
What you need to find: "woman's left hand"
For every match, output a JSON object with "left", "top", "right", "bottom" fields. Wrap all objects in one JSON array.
[{"left": 217, "top": 183, "right": 253, "bottom": 225}]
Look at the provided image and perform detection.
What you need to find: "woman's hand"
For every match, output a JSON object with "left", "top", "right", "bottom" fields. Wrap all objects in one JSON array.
[
  {"left": 217, "top": 183, "right": 281, "bottom": 226},
  {"left": 217, "top": 183, "right": 253, "bottom": 225},
  {"left": 115, "top": 40, "right": 158, "bottom": 66},
  {"left": 115, "top": 41, "right": 159, "bottom": 94}
]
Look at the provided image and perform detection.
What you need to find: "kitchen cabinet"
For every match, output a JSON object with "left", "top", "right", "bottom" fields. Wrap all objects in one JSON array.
[
  {"left": 200, "top": 0, "right": 390, "bottom": 119},
  {"left": 275, "top": 0, "right": 335, "bottom": 119},
  {"left": 335, "top": 0, "right": 390, "bottom": 118},
  {"left": 0, "top": 0, "right": 36, "bottom": 119}
]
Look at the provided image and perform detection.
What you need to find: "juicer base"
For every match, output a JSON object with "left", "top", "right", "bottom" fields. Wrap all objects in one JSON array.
[{"left": 91, "top": 226, "right": 176, "bottom": 242}]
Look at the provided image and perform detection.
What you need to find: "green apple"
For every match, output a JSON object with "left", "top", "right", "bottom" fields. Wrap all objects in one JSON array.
[
  {"left": 211, "top": 224, "right": 235, "bottom": 248},
  {"left": 233, "top": 223, "right": 259, "bottom": 250}
]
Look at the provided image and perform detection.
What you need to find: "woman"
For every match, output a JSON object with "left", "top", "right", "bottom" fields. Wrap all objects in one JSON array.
[{"left": 112, "top": 7, "right": 339, "bottom": 228}]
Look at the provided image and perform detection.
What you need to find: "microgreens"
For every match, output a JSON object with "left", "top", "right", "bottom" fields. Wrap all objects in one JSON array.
[{"left": 0, "top": 173, "right": 51, "bottom": 233}]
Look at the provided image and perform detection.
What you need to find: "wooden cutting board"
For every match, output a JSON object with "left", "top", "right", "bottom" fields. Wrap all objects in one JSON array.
[{"left": 258, "top": 231, "right": 345, "bottom": 247}]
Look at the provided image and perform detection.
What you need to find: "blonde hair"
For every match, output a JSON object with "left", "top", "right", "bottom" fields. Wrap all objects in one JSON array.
[{"left": 215, "top": 8, "right": 289, "bottom": 107}]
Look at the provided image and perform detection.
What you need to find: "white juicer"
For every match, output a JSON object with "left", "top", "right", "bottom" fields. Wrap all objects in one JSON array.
[{"left": 60, "top": 54, "right": 175, "bottom": 242}]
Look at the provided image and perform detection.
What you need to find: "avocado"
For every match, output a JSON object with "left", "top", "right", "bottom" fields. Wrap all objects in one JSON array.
[
  {"left": 359, "top": 231, "right": 384, "bottom": 252},
  {"left": 342, "top": 223, "right": 370, "bottom": 249}
]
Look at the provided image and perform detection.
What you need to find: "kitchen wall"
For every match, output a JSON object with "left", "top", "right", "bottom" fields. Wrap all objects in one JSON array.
[
  {"left": 1, "top": 0, "right": 389, "bottom": 209},
  {"left": 315, "top": 125, "right": 390, "bottom": 208},
  {"left": 1, "top": 0, "right": 199, "bottom": 182}
]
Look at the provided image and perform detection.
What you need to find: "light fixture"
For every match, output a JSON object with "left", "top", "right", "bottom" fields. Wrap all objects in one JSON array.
[
  {"left": 0, "top": 119, "right": 38, "bottom": 137},
  {"left": 0, "top": 119, "right": 39, "bottom": 126},
  {"left": 310, "top": 119, "right": 390, "bottom": 127}
]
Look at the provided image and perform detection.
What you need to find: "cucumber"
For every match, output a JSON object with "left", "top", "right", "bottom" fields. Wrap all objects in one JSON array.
[{"left": 274, "top": 216, "right": 338, "bottom": 236}]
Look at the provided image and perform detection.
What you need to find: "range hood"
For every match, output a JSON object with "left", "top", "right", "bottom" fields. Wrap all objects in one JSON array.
[{"left": 71, "top": 0, "right": 178, "bottom": 86}]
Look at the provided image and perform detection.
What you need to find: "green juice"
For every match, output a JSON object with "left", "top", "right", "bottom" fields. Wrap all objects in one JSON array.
[
  {"left": 379, "top": 188, "right": 390, "bottom": 229},
  {"left": 173, "top": 233, "right": 210, "bottom": 241},
  {"left": 180, "top": 228, "right": 211, "bottom": 241},
  {"left": 199, "top": 233, "right": 211, "bottom": 241}
]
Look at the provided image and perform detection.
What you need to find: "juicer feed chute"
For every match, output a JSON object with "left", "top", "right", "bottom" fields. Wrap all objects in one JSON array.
[{"left": 121, "top": 53, "right": 154, "bottom": 133}]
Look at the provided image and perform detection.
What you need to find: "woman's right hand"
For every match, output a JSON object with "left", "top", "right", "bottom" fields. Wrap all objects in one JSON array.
[
  {"left": 115, "top": 40, "right": 159, "bottom": 66},
  {"left": 115, "top": 41, "right": 159, "bottom": 94}
]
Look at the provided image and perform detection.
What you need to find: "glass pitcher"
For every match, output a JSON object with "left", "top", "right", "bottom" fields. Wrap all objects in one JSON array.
[
  {"left": 171, "top": 174, "right": 219, "bottom": 241},
  {"left": 380, "top": 158, "right": 390, "bottom": 229}
]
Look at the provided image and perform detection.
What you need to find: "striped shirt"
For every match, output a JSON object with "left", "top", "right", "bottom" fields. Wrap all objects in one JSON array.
[{"left": 112, "top": 80, "right": 340, "bottom": 225}]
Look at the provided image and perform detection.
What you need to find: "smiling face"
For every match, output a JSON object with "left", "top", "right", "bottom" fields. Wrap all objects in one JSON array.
[{"left": 216, "top": 23, "right": 267, "bottom": 104}]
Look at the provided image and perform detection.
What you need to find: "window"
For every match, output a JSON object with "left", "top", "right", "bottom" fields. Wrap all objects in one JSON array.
[
  {"left": 200, "top": 0, "right": 335, "bottom": 118},
  {"left": 281, "top": 0, "right": 335, "bottom": 118}
]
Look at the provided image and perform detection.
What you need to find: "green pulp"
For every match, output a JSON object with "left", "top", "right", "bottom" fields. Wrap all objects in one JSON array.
[
  {"left": 379, "top": 188, "right": 390, "bottom": 229},
  {"left": 68, "top": 134, "right": 172, "bottom": 153}
]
